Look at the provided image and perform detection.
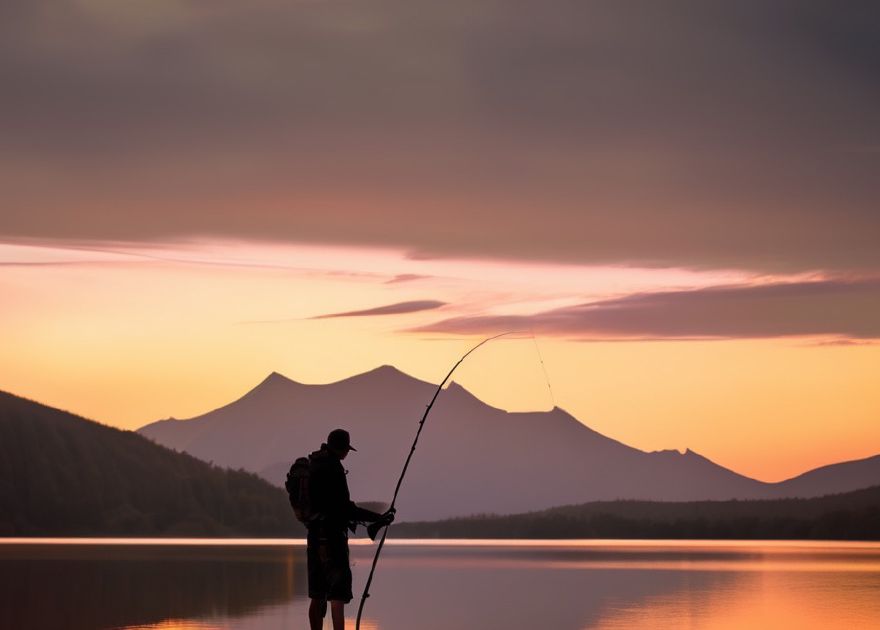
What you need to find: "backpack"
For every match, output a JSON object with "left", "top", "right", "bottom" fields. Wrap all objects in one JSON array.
[{"left": 285, "top": 456, "right": 313, "bottom": 523}]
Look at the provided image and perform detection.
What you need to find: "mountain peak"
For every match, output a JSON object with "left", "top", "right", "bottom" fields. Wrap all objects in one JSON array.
[
  {"left": 366, "top": 364, "right": 408, "bottom": 377},
  {"left": 336, "top": 364, "right": 428, "bottom": 387},
  {"left": 249, "top": 371, "right": 301, "bottom": 394}
]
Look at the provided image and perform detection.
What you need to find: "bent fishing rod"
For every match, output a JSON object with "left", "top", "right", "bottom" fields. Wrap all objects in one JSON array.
[{"left": 354, "top": 331, "right": 520, "bottom": 629}]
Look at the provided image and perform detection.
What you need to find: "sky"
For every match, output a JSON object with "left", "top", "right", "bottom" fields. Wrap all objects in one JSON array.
[{"left": 1, "top": 0, "right": 879, "bottom": 482}]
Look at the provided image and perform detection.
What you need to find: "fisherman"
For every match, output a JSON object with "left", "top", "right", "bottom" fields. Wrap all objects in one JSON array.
[{"left": 307, "top": 429, "right": 395, "bottom": 630}]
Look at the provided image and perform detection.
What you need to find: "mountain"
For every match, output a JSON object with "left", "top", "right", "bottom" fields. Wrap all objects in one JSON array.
[
  {"left": 390, "top": 485, "right": 880, "bottom": 540},
  {"left": 772, "top": 454, "right": 880, "bottom": 498},
  {"left": 140, "top": 366, "right": 876, "bottom": 521},
  {"left": 0, "top": 390, "right": 302, "bottom": 536}
]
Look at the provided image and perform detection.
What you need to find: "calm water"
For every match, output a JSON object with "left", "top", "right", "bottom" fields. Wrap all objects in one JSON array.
[{"left": 1, "top": 539, "right": 879, "bottom": 630}]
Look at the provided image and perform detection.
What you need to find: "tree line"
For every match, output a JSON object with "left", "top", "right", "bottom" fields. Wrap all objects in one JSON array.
[
  {"left": 391, "top": 485, "right": 880, "bottom": 540},
  {"left": 0, "top": 391, "right": 304, "bottom": 537}
]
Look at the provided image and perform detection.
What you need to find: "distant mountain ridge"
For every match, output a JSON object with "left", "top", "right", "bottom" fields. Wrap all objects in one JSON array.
[
  {"left": 138, "top": 366, "right": 880, "bottom": 521},
  {"left": 0, "top": 390, "right": 300, "bottom": 536},
  {"left": 391, "top": 485, "right": 880, "bottom": 540}
]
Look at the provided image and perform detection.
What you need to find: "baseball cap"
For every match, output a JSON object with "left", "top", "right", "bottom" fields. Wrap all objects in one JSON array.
[{"left": 327, "top": 428, "right": 357, "bottom": 452}]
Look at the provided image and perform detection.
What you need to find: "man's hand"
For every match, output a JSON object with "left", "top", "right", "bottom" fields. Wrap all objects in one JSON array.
[{"left": 367, "top": 508, "right": 396, "bottom": 541}]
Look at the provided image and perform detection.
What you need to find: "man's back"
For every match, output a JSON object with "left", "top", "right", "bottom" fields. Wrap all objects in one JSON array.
[{"left": 308, "top": 447, "right": 353, "bottom": 531}]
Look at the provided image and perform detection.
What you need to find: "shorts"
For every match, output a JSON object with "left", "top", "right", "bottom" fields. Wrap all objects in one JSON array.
[{"left": 307, "top": 529, "right": 353, "bottom": 603}]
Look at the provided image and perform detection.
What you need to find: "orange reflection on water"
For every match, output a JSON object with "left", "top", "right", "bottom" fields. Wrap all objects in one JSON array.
[
  {"left": 594, "top": 570, "right": 880, "bottom": 630},
  {"left": 368, "top": 539, "right": 880, "bottom": 574},
  {"left": 4, "top": 539, "right": 878, "bottom": 630},
  {"left": 125, "top": 621, "right": 224, "bottom": 630},
  {"left": 350, "top": 540, "right": 880, "bottom": 630}
]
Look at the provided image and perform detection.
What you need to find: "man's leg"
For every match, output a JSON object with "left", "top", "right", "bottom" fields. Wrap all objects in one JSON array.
[
  {"left": 307, "top": 530, "right": 330, "bottom": 629},
  {"left": 309, "top": 598, "right": 327, "bottom": 630},
  {"left": 323, "top": 534, "right": 353, "bottom": 629},
  {"left": 330, "top": 600, "right": 345, "bottom": 630}
]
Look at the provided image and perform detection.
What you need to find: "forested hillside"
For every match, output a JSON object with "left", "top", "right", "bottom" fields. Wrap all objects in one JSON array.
[
  {"left": 392, "top": 486, "right": 880, "bottom": 540},
  {"left": 0, "top": 391, "right": 303, "bottom": 537}
]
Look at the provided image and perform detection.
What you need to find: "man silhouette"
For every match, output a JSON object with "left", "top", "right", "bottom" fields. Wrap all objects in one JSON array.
[{"left": 307, "top": 428, "right": 394, "bottom": 630}]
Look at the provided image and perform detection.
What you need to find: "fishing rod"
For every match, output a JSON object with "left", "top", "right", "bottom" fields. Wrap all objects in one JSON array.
[{"left": 354, "top": 331, "right": 521, "bottom": 629}]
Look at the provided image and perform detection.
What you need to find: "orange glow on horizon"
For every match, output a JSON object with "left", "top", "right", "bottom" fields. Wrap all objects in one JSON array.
[{"left": 1, "top": 239, "right": 878, "bottom": 483}]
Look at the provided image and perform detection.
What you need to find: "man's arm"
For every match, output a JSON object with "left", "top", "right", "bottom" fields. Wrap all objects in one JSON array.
[{"left": 349, "top": 502, "right": 384, "bottom": 523}]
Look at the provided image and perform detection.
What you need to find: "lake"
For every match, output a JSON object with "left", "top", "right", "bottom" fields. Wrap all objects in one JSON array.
[{"left": 1, "top": 539, "right": 879, "bottom": 629}]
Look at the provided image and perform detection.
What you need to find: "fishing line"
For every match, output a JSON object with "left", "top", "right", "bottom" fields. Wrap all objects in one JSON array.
[
  {"left": 530, "top": 328, "right": 556, "bottom": 409},
  {"left": 354, "top": 331, "right": 520, "bottom": 629}
]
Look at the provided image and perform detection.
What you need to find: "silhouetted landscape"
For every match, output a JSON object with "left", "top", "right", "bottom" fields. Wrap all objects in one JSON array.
[
  {"left": 0, "top": 383, "right": 877, "bottom": 539},
  {"left": 0, "top": 390, "right": 302, "bottom": 537},
  {"left": 392, "top": 486, "right": 880, "bottom": 540},
  {"left": 140, "top": 368, "right": 880, "bottom": 521}
]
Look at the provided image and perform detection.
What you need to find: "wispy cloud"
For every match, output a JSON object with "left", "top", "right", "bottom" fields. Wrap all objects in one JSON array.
[
  {"left": 313, "top": 300, "right": 447, "bottom": 319},
  {"left": 807, "top": 338, "right": 879, "bottom": 347},
  {"left": 385, "top": 274, "right": 430, "bottom": 284},
  {"left": 413, "top": 278, "right": 880, "bottom": 340}
]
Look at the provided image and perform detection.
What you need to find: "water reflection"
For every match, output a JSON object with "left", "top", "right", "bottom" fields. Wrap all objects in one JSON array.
[
  {"left": 0, "top": 543, "right": 305, "bottom": 630},
  {"left": 1, "top": 540, "right": 878, "bottom": 630},
  {"left": 350, "top": 544, "right": 742, "bottom": 630},
  {"left": 594, "top": 571, "right": 880, "bottom": 629}
]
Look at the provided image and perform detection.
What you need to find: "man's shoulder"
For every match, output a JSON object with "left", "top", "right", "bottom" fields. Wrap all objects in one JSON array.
[{"left": 309, "top": 450, "right": 341, "bottom": 473}]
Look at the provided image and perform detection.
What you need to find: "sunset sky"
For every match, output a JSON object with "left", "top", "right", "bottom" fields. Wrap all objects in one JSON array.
[{"left": 2, "top": 1, "right": 879, "bottom": 483}]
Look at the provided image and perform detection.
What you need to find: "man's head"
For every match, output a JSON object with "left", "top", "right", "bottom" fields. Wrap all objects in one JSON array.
[{"left": 327, "top": 428, "right": 357, "bottom": 459}]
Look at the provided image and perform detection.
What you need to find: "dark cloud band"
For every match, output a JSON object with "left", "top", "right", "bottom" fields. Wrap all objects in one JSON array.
[
  {"left": 413, "top": 279, "right": 880, "bottom": 340},
  {"left": 1, "top": 1, "right": 879, "bottom": 273}
]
